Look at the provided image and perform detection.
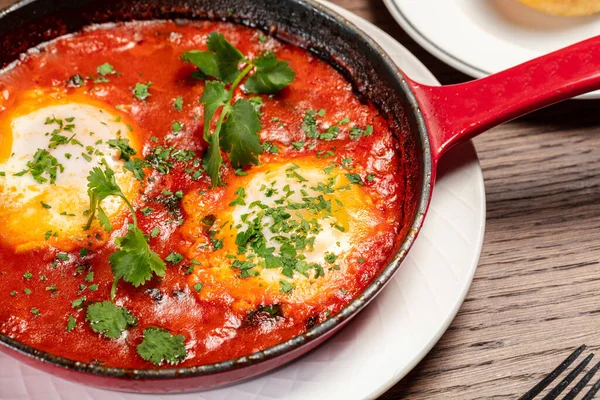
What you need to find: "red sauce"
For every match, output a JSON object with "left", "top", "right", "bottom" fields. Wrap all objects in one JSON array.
[{"left": 0, "top": 21, "right": 407, "bottom": 368}]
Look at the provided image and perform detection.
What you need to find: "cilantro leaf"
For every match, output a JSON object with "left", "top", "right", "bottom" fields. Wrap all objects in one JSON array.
[
  {"left": 203, "top": 130, "right": 224, "bottom": 187},
  {"left": 66, "top": 315, "right": 77, "bottom": 331},
  {"left": 86, "top": 301, "right": 137, "bottom": 339},
  {"left": 109, "top": 226, "right": 166, "bottom": 288},
  {"left": 279, "top": 279, "right": 295, "bottom": 294},
  {"left": 133, "top": 82, "right": 152, "bottom": 101},
  {"left": 84, "top": 161, "right": 132, "bottom": 231},
  {"left": 87, "top": 162, "right": 125, "bottom": 199},
  {"left": 181, "top": 32, "right": 243, "bottom": 84},
  {"left": 124, "top": 158, "right": 148, "bottom": 181},
  {"left": 221, "top": 99, "right": 263, "bottom": 168},
  {"left": 185, "top": 32, "right": 296, "bottom": 188},
  {"left": 173, "top": 96, "right": 183, "bottom": 111},
  {"left": 345, "top": 173, "right": 364, "bottom": 186},
  {"left": 200, "top": 81, "right": 228, "bottom": 140},
  {"left": 97, "top": 63, "right": 116, "bottom": 76},
  {"left": 165, "top": 252, "right": 183, "bottom": 264},
  {"left": 137, "top": 327, "right": 187, "bottom": 366},
  {"left": 245, "top": 52, "right": 295, "bottom": 94}
]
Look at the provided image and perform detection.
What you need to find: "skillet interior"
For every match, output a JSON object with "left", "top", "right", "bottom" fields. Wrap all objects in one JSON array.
[{"left": 0, "top": 0, "right": 431, "bottom": 380}]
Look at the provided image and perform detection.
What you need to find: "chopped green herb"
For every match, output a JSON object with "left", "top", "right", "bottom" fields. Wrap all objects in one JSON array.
[
  {"left": 173, "top": 96, "right": 183, "bottom": 111},
  {"left": 279, "top": 280, "right": 294, "bottom": 294},
  {"left": 349, "top": 124, "right": 373, "bottom": 140},
  {"left": 291, "top": 141, "right": 305, "bottom": 150},
  {"left": 97, "top": 63, "right": 116, "bottom": 76},
  {"left": 172, "top": 121, "right": 182, "bottom": 132},
  {"left": 66, "top": 315, "right": 77, "bottom": 331},
  {"left": 136, "top": 327, "right": 187, "bottom": 366},
  {"left": 165, "top": 252, "right": 184, "bottom": 264},
  {"left": 14, "top": 149, "right": 64, "bottom": 184},
  {"left": 107, "top": 138, "right": 136, "bottom": 161},
  {"left": 262, "top": 141, "right": 279, "bottom": 154},
  {"left": 229, "top": 187, "right": 246, "bottom": 206},
  {"left": 86, "top": 301, "right": 137, "bottom": 339},
  {"left": 324, "top": 253, "right": 338, "bottom": 264},
  {"left": 133, "top": 82, "right": 152, "bottom": 101},
  {"left": 141, "top": 206, "right": 154, "bottom": 216},
  {"left": 345, "top": 173, "right": 364, "bottom": 186},
  {"left": 72, "top": 296, "right": 86, "bottom": 309}
]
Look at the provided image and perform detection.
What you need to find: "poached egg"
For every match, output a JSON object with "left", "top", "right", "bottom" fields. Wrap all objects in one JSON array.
[{"left": 0, "top": 91, "right": 141, "bottom": 252}]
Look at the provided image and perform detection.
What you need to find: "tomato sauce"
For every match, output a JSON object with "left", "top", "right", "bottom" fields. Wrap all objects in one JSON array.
[{"left": 0, "top": 21, "right": 407, "bottom": 368}]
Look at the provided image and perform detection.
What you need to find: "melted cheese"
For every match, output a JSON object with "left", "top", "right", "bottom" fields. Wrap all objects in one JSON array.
[
  {"left": 0, "top": 91, "right": 141, "bottom": 252},
  {"left": 181, "top": 158, "right": 385, "bottom": 313}
]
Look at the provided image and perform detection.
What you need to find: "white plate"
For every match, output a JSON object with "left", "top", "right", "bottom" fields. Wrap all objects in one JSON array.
[
  {"left": 383, "top": 0, "right": 600, "bottom": 100},
  {"left": 0, "top": 2, "right": 486, "bottom": 399}
]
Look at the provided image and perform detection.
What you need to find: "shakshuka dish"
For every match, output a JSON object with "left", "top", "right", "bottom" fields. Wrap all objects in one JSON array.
[{"left": 0, "top": 20, "right": 407, "bottom": 369}]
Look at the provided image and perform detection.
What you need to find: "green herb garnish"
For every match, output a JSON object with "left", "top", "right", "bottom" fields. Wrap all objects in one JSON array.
[
  {"left": 181, "top": 32, "right": 295, "bottom": 187},
  {"left": 84, "top": 161, "right": 166, "bottom": 301},
  {"left": 136, "top": 327, "right": 187, "bottom": 366},
  {"left": 173, "top": 96, "right": 183, "bottom": 111},
  {"left": 86, "top": 301, "right": 137, "bottom": 339},
  {"left": 14, "top": 149, "right": 64, "bottom": 184},
  {"left": 133, "top": 82, "right": 152, "bottom": 101}
]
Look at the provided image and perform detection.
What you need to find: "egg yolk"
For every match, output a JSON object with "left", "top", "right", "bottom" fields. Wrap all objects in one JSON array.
[
  {"left": 179, "top": 158, "right": 387, "bottom": 315},
  {"left": 0, "top": 91, "right": 142, "bottom": 252}
]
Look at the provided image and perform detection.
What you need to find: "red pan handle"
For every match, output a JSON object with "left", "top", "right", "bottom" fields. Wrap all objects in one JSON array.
[{"left": 407, "top": 35, "right": 600, "bottom": 163}]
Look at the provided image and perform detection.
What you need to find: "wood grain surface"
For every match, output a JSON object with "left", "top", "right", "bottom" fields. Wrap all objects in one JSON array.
[{"left": 2, "top": 0, "right": 600, "bottom": 398}]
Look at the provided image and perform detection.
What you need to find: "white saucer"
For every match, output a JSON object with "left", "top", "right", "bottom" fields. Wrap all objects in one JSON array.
[
  {"left": 0, "top": 2, "right": 486, "bottom": 399},
  {"left": 384, "top": 0, "right": 600, "bottom": 100}
]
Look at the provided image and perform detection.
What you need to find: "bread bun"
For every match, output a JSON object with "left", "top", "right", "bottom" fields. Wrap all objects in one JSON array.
[{"left": 517, "top": 0, "right": 600, "bottom": 16}]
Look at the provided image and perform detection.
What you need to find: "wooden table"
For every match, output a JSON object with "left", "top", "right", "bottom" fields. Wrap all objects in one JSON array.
[{"left": 2, "top": 0, "right": 600, "bottom": 398}]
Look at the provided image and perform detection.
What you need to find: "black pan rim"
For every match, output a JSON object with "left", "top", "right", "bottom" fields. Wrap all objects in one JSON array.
[{"left": 0, "top": 0, "right": 434, "bottom": 383}]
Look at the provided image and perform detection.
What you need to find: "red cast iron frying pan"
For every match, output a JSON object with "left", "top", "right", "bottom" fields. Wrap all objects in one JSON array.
[{"left": 0, "top": 0, "right": 600, "bottom": 393}]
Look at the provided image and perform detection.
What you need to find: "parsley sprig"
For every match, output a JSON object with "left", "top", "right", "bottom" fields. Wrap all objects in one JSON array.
[
  {"left": 181, "top": 32, "right": 295, "bottom": 187},
  {"left": 83, "top": 160, "right": 165, "bottom": 301},
  {"left": 86, "top": 301, "right": 137, "bottom": 339},
  {"left": 83, "top": 160, "right": 135, "bottom": 232},
  {"left": 137, "top": 327, "right": 187, "bottom": 366}
]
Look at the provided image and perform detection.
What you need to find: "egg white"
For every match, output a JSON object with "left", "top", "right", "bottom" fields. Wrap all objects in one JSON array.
[
  {"left": 0, "top": 94, "right": 140, "bottom": 252},
  {"left": 181, "top": 159, "right": 384, "bottom": 311}
]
